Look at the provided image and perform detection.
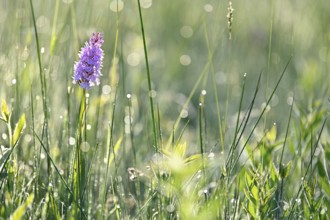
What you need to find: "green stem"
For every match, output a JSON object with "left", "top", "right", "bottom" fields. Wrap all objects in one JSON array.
[
  {"left": 7, "top": 122, "right": 13, "bottom": 148},
  {"left": 29, "top": 0, "right": 51, "bottom": 182},
  {"left": 230, "top": 56, "right": 292, "bottom": 174},
  {"left": 288, "top": 118, "right": 327, "bottom": 219},
  {"left": 264, "top": 0, "right": 274, "bottom": 128},
  {"left": 198, "top": 99, "right": 206, "bottom": 180},
  {"left": 137, "top": 0, "right": 158, "bottom": 152},
  {"left": 73, "top": 89, "right": 86, "bottom": 218},
  {"left": 202, "top": 17, "right": 224, "bottom": 153}
]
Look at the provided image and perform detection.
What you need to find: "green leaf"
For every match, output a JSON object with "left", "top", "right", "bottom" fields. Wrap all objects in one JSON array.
[
  {"left": 304, "top": 181, "right": 313, "bottom": 203},
  {"left": 270, "top": 162, "right": 279, "bottom": 181},
  {"left": 264, "top": 186, "right": 276, "bottom": 204},
  {"left": 49, "top": 191, "right": 62, "bottom": 220},
  {"left": 319, "top": 178, "right": 330, "bottom": 196},
  {"left": 280, "top": 161, "right": 292, "bottom": 179},
  {"left": 325, "top": 149, "right": 330, "bottom": 161},
  {"left": 266, "top": 123, "right": 277, "bottom": 143},
  {"left": 174, "top": 142, "right": 187, "bottom": 158},
  {"left": 247, "top": 200, "right": 257, "bottom": 218},
  {"left": 184, "top": 153, "right": 201, "bottom": 164},
  {"left": 1, "top": 99, "right": 10, "bottom": 123},
  {"left": 317, "top": 160, "right": 326, "bottom": 178},
  {"left": 10, "top": 194, "right": 34, "bottom": 220},
  {"left": 244, "top": 188, "right": 257, "bottom": 206},
  {"left": 108, "top": 137, "right": 123, "bottom": 166},
  {"left": 245, "top": 174, "right": 258, "bottom": 204},
  {"left": 0, "top": 147, "right": 13, "bottom": 181},
  {"left": 12, "top": 114, "right": 26, "bottom": 146},
  {"left": 0, "top": 148, "right": 11, "bottom": 170}
]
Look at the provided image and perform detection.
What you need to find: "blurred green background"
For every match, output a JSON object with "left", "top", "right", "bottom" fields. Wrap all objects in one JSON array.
[{"left": 0, "top": 0, "right": 329, "bottom": 157}]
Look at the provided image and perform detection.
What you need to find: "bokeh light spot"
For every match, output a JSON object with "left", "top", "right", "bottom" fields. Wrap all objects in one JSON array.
[
  {"left": 127, "top": 52, "right": 140, "bottom": 66},
  {"left": 110, "top": 0, "right": 124, "bottom": 12},
  {"left": 141, "top": 0, "right": 152, "bottom": 8},
  {"left": 36, "top": 16, "right": 49, "bottom": 28},
  {"left": 180, "top": 109, "right": 188, "bottom": 118},
  {"left": 80, "top": 142, "right": 90, "bottom": 152},
  {"left": 204, "top": 4, "right": 213, "bottom": 12},
  {"left": 102, "top": 85, "right": 111, "bottom": 95},
  {"left": 180, "top": 26, "right": 193, "bottom": 38},
  {"left": 2, "top": 133, "right": 7, "bottom": 140},
  {"left": 180, "top": 55, "right": 191, "bottom": 66},
  {"left": 69, "top": 137, "right": 76, "bottom": 146}
]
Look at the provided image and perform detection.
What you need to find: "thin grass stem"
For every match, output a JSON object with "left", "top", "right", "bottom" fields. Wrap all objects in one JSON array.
[
  {"left": 29, "top": 0, "right": 51, "bottom": 183},
  {"left": 102, "top": 85, "right": 118, "bottom": 218},
  {"left": 264, "top": 0, "right": 275, "bottom": 128},
  {"left": 137, "top": 0, "right": 158, "bottom": 152},
  {"left": 230, "top": 56, "right": 292, "bottom": 174},
  {"left": 226, "top": 74, "right": 247, "bottom": 169},
  {"left": 288, "top": 118, "right": 327, "bottom": 218},
  {"left": 202, "top": 18, "right": 225, "bottom": 153},
  {"left": 33, "top": 131, "right": 87, "bottom": 220}
]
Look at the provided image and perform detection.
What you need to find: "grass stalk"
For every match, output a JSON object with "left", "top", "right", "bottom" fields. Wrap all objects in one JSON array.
[
  {"left": 137, "top": 0, "right": 158, "bottom": 152},
  {"left": 275, "top": 93, "right": 294, "bottom": 219},
  {"left": 198, "top": 95, "right": 205, "bottom": 179},
  {"left": 226, "top": 71, "right": 262, "bottom": 175},
  {"left": 110, "top": 0, "right": 121, "bottom": 86},
  {"left": 29, "top": 0, "right": 51, "bottom": 183},
  {"left": 166, "top": 57, "right": 211, "bottom": 148},
  {"left": 157, "top": 104, "right": 163, "bottom": 150},
  {"left": 30, "top": 84, "right": 39, "bottom": 216},
  {"left": 225, "top": 74, "right": 247, "bottom": 171},
  {"left": 0, "top": 138, "right": 22, "bottom": 191},
  {"left": 102, "top": 85, "right": 118, "bottom": 218},
  {"left": 264, "top": 0, "right": 275, "bottom": 128},
  {"left": 175, "top": 119, "right": 190, "bottom": 147},
  {"left": 202, "top": 18, "right": 225, "bottom": 152},
  {"left": 288, "top": 118, "right": 327, "bottom": 218},
  {"left": 230, "top": 56, "right": 292, "bottom": 174},
  {"left": 128, "top": 95, "right": 136, "bottom": 164},
  {"left": 50, "top": 0, "right": 60, "bottom": 54},
  {"left": 33, "top": 131, "right": 87, "bottom": 220},
  {"left": 72, "top": 89, "right": 87, "bottom": 218}
]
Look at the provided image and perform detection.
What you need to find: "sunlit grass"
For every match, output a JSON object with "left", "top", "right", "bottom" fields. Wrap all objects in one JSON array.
[{"left": 0, "top": 0, "right": 329, "bottom": 219}]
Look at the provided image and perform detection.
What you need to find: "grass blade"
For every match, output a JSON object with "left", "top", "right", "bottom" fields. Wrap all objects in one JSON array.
[
  {"left": 137, "top": 0, "right": 158, "bottom": 152},
  {"left": 230, "top": 56, "right": 292, "bottom": 174}
]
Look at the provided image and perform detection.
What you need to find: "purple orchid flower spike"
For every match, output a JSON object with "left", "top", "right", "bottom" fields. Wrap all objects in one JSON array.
[{"left": 73, "top": 32, "right": 104, "bottom": 90}]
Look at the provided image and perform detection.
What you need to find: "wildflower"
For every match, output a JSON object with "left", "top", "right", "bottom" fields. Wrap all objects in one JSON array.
[{"left": 73, "top": 33, "right": 104, "bottom": 90}]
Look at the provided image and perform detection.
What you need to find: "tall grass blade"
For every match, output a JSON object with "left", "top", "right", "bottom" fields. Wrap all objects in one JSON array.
[
  {"left": 202, "top": 18, "right": 225, "bottom": 152},
  {"left": 137, "top": 0, "right": 158, "bottom": 152},
  {"left": 10, "top": 194, "right": 34, "bottom": 220},
  {"left": 226, "top": 74, "right": 247, "bottom": 169},
  {"left": 275, "top": 93, "right": 294, "bottom": 219},
  {"left": 264, "top": 0, "right": 275, "bottom": 127},
  {"left": 288, "top": 118, "right": 327, "bottom": 218},
  {"left": 29, "top": 0, "right": 51, "bottom": 182},
  {"left": 102, "top": 86, "right": 119, "bottom": 216},
  {"left": 50, "top": 0, "right": 60, "bottom": 55},
  {"left": 226, "top": 71, "right": 262, "bottom": 174},
  {"left": 166, "top": 60, "right": 211, "bottom": 149},
  {"left": 230, "top": 56, "right": 292, "bottom": 174},
  {"left": 33, "top": 131, "right": 87, "bottom": 220}
]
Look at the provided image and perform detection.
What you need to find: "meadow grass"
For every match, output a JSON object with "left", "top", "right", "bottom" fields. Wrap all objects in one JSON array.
[{"left": 0, "top": 0, "right": 329, "bottom": 219}]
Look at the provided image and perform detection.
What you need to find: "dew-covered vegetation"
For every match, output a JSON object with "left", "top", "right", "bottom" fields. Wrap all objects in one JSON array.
[{"left": 0, "top": 0, "right": 329, "bottom": 219}]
